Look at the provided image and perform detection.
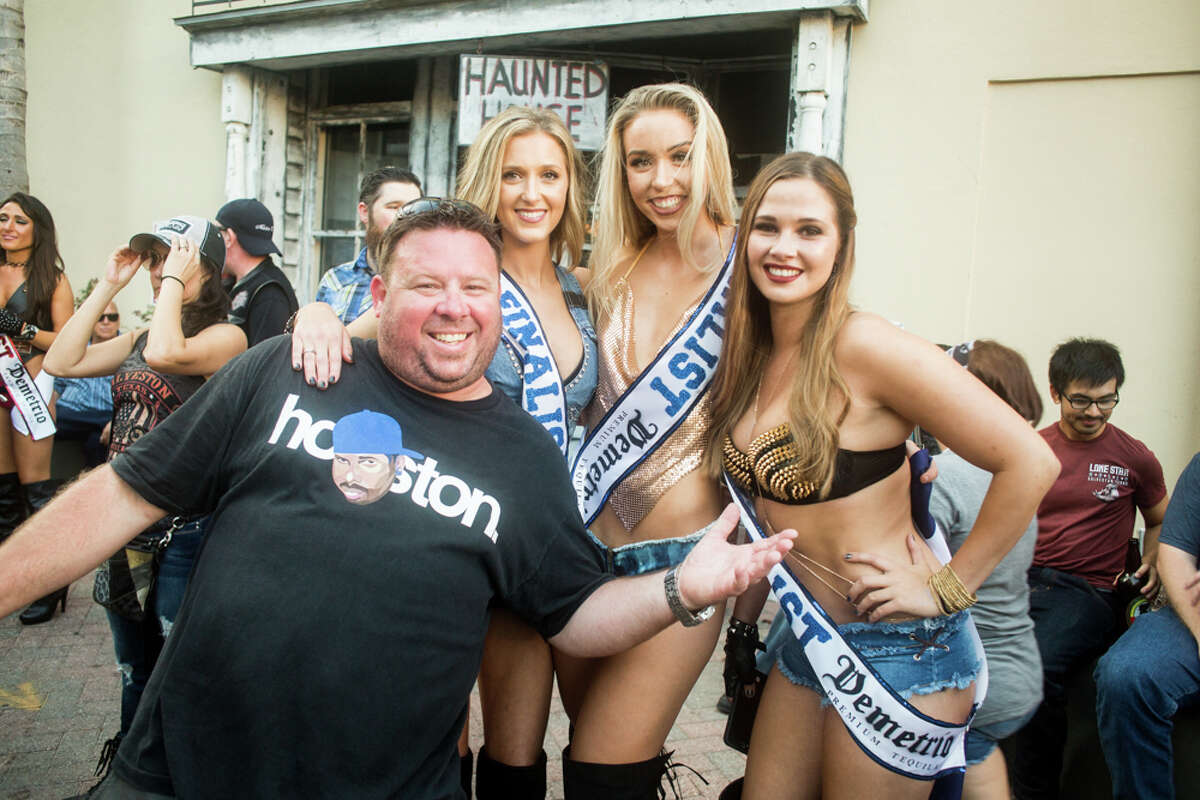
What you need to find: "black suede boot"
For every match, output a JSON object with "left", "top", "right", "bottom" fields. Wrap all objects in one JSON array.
[
  {"left": 0, "top": 471, "right": 26, "bottom": 543},
  {"left": 476, "top": 747, "right": 547, "bottom": 799},
  {"left": 562, "top": 746, "right": 668, "bottom": 800},
  {"left": 460, "top": 748, "right": 473, "bottom": 798},
  {"left": 19, "top": 479, "right": 67, "bottom": 625}
]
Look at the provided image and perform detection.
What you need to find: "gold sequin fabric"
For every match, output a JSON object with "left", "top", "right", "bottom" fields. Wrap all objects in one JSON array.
[
  {"left": 723, "top": 424, "right": 818, "bottom": 503},
  {"left": 582, "top": 281, "right": 715, "bottom": 532}
]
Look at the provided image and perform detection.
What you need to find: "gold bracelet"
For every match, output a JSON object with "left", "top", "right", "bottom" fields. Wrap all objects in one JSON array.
[{"left": 927, "top": 564, "right": 977, "bottom": 614}]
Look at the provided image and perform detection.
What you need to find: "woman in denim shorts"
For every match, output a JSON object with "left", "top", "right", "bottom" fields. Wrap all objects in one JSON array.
[{"left": 704, "top": 154, "right": 1059, "bottom": 799}]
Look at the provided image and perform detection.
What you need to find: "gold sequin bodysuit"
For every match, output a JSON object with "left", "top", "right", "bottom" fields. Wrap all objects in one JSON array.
[{"left": 583, "top": 280, "right": 716, "bottom": 532}]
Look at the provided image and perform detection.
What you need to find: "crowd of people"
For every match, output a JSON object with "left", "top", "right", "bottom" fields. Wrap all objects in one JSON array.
[{"left": 0, "top": 80, "right": 1194, "bottom": 800}]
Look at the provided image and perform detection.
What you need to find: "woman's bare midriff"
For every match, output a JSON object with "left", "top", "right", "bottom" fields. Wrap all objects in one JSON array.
[
  {"left": 758, "top": 462, "right": 930, "bottom": 625},
  {"left": 589, "top": 467, "right": 725, "bottom": 549}
]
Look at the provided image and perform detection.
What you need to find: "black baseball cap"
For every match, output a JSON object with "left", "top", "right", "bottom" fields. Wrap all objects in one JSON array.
[
  {"left": 216, "top": 198, "right": 282, "bottom": 257},
  {"left": 129, "top": 216, "right": 226, "bottom": 271}
]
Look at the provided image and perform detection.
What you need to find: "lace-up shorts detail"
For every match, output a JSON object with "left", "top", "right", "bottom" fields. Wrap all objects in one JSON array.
[
  {"left": 774, "top": 611, "right": 981, "bottom": 706},
  {"left": 585, "top": 519, "right": 717, "bottom": 577}
]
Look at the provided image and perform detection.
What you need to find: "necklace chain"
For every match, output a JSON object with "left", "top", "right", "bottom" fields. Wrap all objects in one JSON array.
[
  {"left": 2, "top": 260, "right": 27, "bottom": 268},
  {"left": 751, "top": 347, "right": 855, "bottom": 603}
]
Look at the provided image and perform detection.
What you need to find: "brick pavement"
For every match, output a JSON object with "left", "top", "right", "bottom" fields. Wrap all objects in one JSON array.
[{"left": 2, "top": 573, "right": 775, "bottom": 799}]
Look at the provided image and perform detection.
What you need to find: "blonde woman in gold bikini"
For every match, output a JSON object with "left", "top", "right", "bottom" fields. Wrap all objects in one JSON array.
[
  {"left": 706, "top": 152, "right": 1058, "bottom": 799},
  {"left": 554, "top": 82, "right": 739, "bottom": 797}
]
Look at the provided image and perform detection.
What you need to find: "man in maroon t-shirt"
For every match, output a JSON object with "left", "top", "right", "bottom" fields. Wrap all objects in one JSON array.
[{"left": 1010, "top": 338, "right": 1169, "bottom": 800}]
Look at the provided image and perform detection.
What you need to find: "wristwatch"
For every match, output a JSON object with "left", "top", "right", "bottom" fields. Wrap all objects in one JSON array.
[
  {"left": 664, "top": 565, "right": 716, "bottom": 627},
  {"left": 14, "top": 322, "right": 38, "bottom": 342}
]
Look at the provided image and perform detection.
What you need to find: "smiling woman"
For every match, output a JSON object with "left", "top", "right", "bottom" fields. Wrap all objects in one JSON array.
[
  {"left": 705, "top": 153, "right": 1059, "bottom": 799},
  {"left": 0, "top": 192, "right": 74, "bottom": 625}
]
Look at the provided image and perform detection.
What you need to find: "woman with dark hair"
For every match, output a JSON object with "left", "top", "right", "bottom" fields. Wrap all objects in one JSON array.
[
  {"left": 707, "top": 154, "right": 1058, "bottom": 798},
  {"left": 0, "top": 192, "right": 75, "bottom": 624},
  {"left": 44, "top": 215, "right": 245, "bottom": 766},
  {"left": 929, "top": 340, "right": 1045, "bottom": 800}
]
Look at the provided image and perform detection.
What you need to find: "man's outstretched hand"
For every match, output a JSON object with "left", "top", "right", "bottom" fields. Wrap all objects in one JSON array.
[{"left": 676, "top": 504, "right": 797, "bottom": 610}]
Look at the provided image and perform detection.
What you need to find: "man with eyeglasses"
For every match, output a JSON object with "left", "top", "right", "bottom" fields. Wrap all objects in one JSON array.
[{"left": 1010, "top": 337, "right": 1169, "bottom": 800}]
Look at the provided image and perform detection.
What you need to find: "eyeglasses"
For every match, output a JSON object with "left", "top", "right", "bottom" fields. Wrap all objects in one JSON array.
[
  {"left": 1063, "top": 393, "right": 1119, "bottom": 411},
  {"left": 399, "top": 197, "right": 483, "bottom": 216},
  {"left": 98, "top": 313, "right": 119, "bottom": 323}
]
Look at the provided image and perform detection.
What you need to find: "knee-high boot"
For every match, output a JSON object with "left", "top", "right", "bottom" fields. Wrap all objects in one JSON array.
[
  {"left": 18, "top": 479, "right": 67, "bottom": 625},
  {"left": 562, "top": 746, "right": 668, "bottom": 800},
  {"left": 476, "top": 747, "right": 547, "bottom": 799},
  {"left": 0, "top": 471, "right": 26, "bottom": 543}
]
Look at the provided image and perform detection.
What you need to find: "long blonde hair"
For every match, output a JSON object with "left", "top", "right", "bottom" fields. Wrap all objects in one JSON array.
[
  {"left": 705, "top": 153, "right": 858, "bottom": 496},
  {"left": 456, "top": 105, "right": 589, "bottom": 267},
  {"left": 588, "top": 83, "right": 736, "bottom": 320}
]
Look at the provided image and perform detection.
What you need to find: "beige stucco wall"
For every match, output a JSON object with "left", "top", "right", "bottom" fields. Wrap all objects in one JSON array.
[
  {"left": 23, "top": 0, "right": 224, "bottom": 315},
  {"left": 844, "top": 0, "right": 1200, "bottom": 490},
  {"left": 17, "top": 0, "right": 1199, "bottom": 490}
]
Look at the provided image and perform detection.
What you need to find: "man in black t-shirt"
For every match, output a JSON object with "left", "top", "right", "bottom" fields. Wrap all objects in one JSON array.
[
  {"left": 217, "top": 198, "right": 300, "bottom": 345},
  {"left": 0, "top": 201, "right": 795, "bottom": 799}
]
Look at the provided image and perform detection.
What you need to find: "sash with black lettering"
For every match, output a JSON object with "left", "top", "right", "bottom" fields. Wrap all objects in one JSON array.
[
  {"left": 723, "top": 473, "right": 988, "bottom": 781},
  {"left": 0, "top": 336, "right": 55, "bottom": 440},
  {"left": 499, "top": 273, "right": 569, "bottom": 457},
  {"left": 571, "top": 244, "right": 733, "bottom": 524}
]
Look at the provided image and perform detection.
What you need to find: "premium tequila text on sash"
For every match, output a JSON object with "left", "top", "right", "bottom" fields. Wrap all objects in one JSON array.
[
  {"left": 724, "top": 475, "right": 983, "bottom": 779},
  {"left": 571, "top": 249, "right": 733, "bottom": 524},
  {"left": 776, "top": 574, "right": 957, "bottom": 763}
]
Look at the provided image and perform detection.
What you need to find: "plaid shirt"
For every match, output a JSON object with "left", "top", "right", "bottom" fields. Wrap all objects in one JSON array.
[{"left": 314, "top": 248, "right": 374, "bottom": 323}]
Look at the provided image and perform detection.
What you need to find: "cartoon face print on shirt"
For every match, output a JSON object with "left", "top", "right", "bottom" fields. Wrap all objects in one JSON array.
[{"left": 329, "top": 409, "right": 423, "bottom": 506}]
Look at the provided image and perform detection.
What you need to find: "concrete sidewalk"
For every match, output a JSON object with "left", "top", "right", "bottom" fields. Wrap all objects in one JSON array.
[{"left": 2, "top": 573, "right": 769, "bottom": 799}]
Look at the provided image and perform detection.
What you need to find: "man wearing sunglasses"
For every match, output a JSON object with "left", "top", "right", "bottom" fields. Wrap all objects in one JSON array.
[
  {"left": 0, "top": 199, "right": 795, "bottom": 799},
  {"left": 50, "top": 301, "right": 121, "bottom": 468},
  {"left": 1010, "top": 338, "right": 1169, "bottom": 800}
]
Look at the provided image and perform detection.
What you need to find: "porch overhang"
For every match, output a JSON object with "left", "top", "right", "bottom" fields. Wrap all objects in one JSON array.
[{"left": 176, "top": 0, "right": 867, "bottom": 70}]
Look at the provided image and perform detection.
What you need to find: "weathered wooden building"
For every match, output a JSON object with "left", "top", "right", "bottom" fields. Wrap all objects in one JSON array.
[{"left": 19, "top": 0, "right": 1200, "bottom": 490}]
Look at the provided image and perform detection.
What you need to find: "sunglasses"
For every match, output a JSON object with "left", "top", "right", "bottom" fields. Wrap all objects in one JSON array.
[
  {"left": 400, "top": 197, "right": 483, "bottom": 216},
  {"left": 98, "top": 313, "right": 120, "bottom": 323}
]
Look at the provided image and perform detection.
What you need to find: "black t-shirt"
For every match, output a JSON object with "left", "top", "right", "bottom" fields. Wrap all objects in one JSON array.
[
  {"left": 228, "top": 260, "right": 300, "bottom": 346},
  {"left": 108, "top": 337, "right": 608, "bottom": 799}
]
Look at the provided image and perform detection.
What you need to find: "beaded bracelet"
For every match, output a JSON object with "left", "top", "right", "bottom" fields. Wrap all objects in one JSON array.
[{"left": 927, "top": 564, "right": 977, "bottom": 614}]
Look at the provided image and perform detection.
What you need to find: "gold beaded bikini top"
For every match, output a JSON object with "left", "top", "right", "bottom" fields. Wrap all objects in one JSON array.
[{"left": 723, "top": 424, "right": 907, "bottom": 504}]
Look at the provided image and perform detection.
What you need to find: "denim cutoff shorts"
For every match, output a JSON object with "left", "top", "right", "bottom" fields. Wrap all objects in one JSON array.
[
  {"left": 776, "top": 611, "right": 982, "bottom": 705},
  {"left": 586, "top": 519, "right": 716, "bottom": 577},
  {"left": 963, "top": 706, "right": 1036, "bottom": 765}
]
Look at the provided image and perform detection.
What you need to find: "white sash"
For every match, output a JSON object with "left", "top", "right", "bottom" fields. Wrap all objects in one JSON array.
[
  {"left": 0, "top": 336, "right": 55, "bottom": 441},
  {"left": 499, "top": 273, "right": 569, "bottom": 457},
  {"left": 723, "top": 473, "right": 988, "bottom": 781},
  {"left": 571, "top": 244, "right": 734, "bottom": 524}
]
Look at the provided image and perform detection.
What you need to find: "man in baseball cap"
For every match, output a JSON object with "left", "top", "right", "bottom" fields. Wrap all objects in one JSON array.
[{"left": 216, "top": 198, "right": 298, "bottom": 346}]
